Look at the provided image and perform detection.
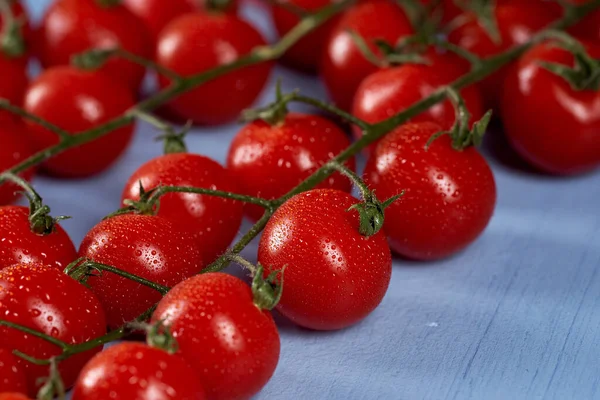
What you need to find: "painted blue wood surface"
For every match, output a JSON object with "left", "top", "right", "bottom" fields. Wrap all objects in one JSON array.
[{"left": 22, "top": 1, "right": 600, "bottom": 398}]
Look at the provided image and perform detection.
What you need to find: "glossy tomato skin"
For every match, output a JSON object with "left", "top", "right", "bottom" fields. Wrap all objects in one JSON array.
[
  {"left": 0, "top": 122, "right": 34, "bottom": 205},
  {"left": 0, "top": 348, "right": 27, "bottom": 394},
  {"left": 321, "top": 0, "right": 414, "bottom": 111},
  {"left": 566, "top": 0, "right": 600, "bottom": 43},
  {"left": 352, "top": 51, "right": 484, "bottom": 146},
  {"left": 72, "top": 342, "right": 206, "bottom": 400},
  {"left": 23, "top": 66, "right": 135, "bottom": 178},
  {"left": 156, "top": 13, "right": 272, "bottom": 125},
  {"left": 363, "top": 122, "right": 496, "bottom": 260},
  {"left": 78, "top": 214, "right": 204, "bottom": 329},
  {"left": 502, "top": 41, "right": 600, "bottom": 174},
  {"left": 0, "top": 56, "right": 28, "bottom": 123},
  {"left": 36, "top": 0, "right": 151, "bottom": 92},
  {"left": 227, "top": 113, "right": 355, "bottom": 220},
  {"left": 152, "top": 273, "right": 280, "bottom": 400},
  {"left": 0, "top": 394, "right": 31, "bottom": 400},
  {"left": 448, "top": 2, "right": 556, "bottom": 110},
  {"left": 0, "top": 264, "right": 107, "bottom": 395},
  {"left": 121, "top": 153, "right": 243, "bottom": 264},
  {"left": 0, "top": 206, "right": 76, "bottom": 270},
  {"left": 258, "top": 189, "right": 392, "bottom": 330}
]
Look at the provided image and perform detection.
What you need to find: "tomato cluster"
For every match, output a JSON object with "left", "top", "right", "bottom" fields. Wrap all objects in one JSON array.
[{"left": 0, "top": 0, "right": 598, "bottom": 399}]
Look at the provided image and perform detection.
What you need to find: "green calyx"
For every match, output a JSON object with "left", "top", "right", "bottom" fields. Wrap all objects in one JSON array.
[
  {"left": 539, "top": 30, "right": 600, "bottom": 91},
  {"left": 95, "top": 0, "right": 121, "bottom": 8},
  {"left": 252, "top": 264, "right": 284, "bottom": 311},
  {"left": 241, "top": 79, "right": 293, "bottom": 126},
  {"left": 145, "top": 320, "right": 179, "bottom": 354},
  {"left": 206, "top": 0, "right": 233, "bottom": 12},
  {"left": 71, "top": 48, "right": 117, "bottom": 70},
  {"left": 0, "top": 19, "right": 25, "bottom": 58},
  {"left": 460, "top": 0, "right": 501, "bottom": 44},
  {"left": 108, "top": 182, "right": 160, "bottom": 219},
  {"left": 349, "top": 192, "right": 404, "bottom": 237},
  {"left": 348, "top": 30, "right": 431, "bottom": 69},
  {"left": 36, "top": 359, "right": 66, "bottom": 400},
  {"left": 64, "top": 258, "right": 100, "bottom": 286},
  {"left": 156, "top": 121, "right": 191, "bottom": 155}
]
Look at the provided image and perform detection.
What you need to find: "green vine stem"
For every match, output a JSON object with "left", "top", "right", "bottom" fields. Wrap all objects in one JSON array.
[
  {"left": 65, "top": 259, "right": 170, "bottom": 295},
  {"left": 0, "top": 100, "right": 71, "bottom": 139},
  {"left": 0, "top": 0, "right": 599, "bottom": 371},
  {"left": 130, "top": 108, "right": 191, "bottom": 153}
]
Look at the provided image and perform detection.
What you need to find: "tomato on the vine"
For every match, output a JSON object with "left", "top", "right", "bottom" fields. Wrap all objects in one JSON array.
[
  {"left": 72, "top": 342, "right": 206, "bottom": 400},
  {"left": 227, "top": 113, "right": 355, "bottom": 220},
  {"left": 0, "top": 205, "right": 76, "bottom": 270},
  {"left": 35, "top": 0, "right": 151, "bottom": 92},
  {"left": 352, "top": 51, "right": 484, "bottom": 148},
  {"left": 0, "top": 263, "right": 107, "bottom": 395},
  {"left": 258, "top": 189, "right": 392, "bottom": 330},
  {"left": 0, "top": 56, "right": 27, "bottom": 123},
  {"left": 321, "top": 0, "right": 414, "bottom": 111},
  {"left": 23, "top": 66, "right": 136, "bottom": 178},
  {"left": 0, "top": 348, "right": 27, "bottom": 394},
  {"left": 0, "top": 122, "right": 34, "bottom": 205},
  {"left": 363, "top": 122, "right": 496, "bottom": 260},
  {"left": 78, "top": 213, "right": 205, "bottom": 329},
  {"left": 152, "top": 273, "right": 280, "bottom": 400},
  {"left": 156, "top": 13, "right": 272, "bottom": 125},
  {"left": 502, "top": 41, "right": 600, "bottom": 174},
  {"left": 121, "top": 153, "right": 244, "bottom": 264},
  {"left": 448, "top": 1, "right": 556, "bottom": 110}
]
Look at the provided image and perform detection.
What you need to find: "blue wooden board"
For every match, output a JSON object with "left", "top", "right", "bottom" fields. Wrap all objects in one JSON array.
[{"left": 21, "top": 1, "right": 600, "bottom": 399}]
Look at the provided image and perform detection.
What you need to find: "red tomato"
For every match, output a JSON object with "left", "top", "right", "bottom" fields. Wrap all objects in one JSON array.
[
  {"left": 78, "top": 214, "right": 205, "bottom": 329},
  {"left": 0, "top": 348, "right": 27, "bottom": 394},
  {"left": 0, "top": 122, "right": 34, "bottom": 205},
  {"left": 0, "top": 205, "right": 76, "bottom": 270},
  {"left": 124, "top": 0, "right": 238, "bottom": 43},
  {"left": 227, "top": 113, "right": 355, "bottom": 220},
  {"left": 72, "top": 342, "right": 206, "bottom": 400},
  {"left": 352, "top": 51, "right": 484, "bottom": 147},
  {"left": 567, "top": 0, "right": 600, "bottom": 43},
  {"left": 363, "top": 122, "right": 496, "bottom": 260},
  {"left": 152, "top": 273, "right": 280, "bottom": 400},
  {"left": 0, "top": 394, "right": 30, "bottom": 400},
  {"left": 36, "top": 0, "right": 151, "bottom": 92},
  {"left": 0, "top": 263, "right": 107, "bottom": 395},
  {"left": 121, "top": 153, "right": 243, "bottom": 264},
  {"left": 258, "top": 189, "right": 392, "bottom": 330},
  {"left": 23, "top": 66, "right": 135, "bottom": 178},
  {"left": 448, "top": 2, "right": 556, "bottom": 110},
  {"left": 156, "top": 13, "right": 272, "bottom": 125},
  {"left": 0, "top": 55, "right": 27, "bottom": 123},
  {"left": 502, "top": 41, "right": 600, "bottom": 174},
  {"left": 321, "top": 0, "right": 414, "bottom": 111}
]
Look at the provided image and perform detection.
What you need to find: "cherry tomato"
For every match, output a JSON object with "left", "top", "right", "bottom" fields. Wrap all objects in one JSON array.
[
  {"left": 0, "top": 55, "right": 27, "bottom": 123},
  {"left": 448, "top": 2, "right": 556, "bottom": 110},
  {"left": 0, "top": 122, "right": 34, "bottom": 205},
  {"left": 0, "top": 205, "right": 76, "bottom": 270},
  {"left": 152, "top": 273, "right": 280, "bottom": 400},
  {"left": 258, "top": 189, "right": 392, "bottom": 330},
  {"left": 36, "top": 0, "right": 151, "bottom": 92},
  {"left": 0, "top": 263, "right": 107, "bottom": 395},
  {"left": 121, "top": 153, "right": 243, "bottom": 264},
  {"left": 156, "top": 13, "right": 272, "bottom": 125},
  {"left": 0, "top": 348, "right": 26, "bottom": 394},
  {"left": 23, "top": 66, "right": 136, "bottom": 178},
  {"left": 321, "top": 0, "right": 414, "bottom": 111},
  {"left": 124, "top": 0, "right": 237, "bottom": 43},
  {"left": 72, "top": 342, "right": 206, "bottom": 400},
  {"left": 363, "top": 122, "right": 496, "bottom": 260},
  {"left": 0, "top": 394, "right": 30, "bottom": 400},
  {"left": 227, "top": 113, "right": 356, "bottom": 220},
  {"left": 78, "top": 214, "right": 205, "bottom": 329},
  {"left": 502, "top": 41, "right": 600, "bottom": 174},
  {"left": 352, "top": 51, "right": 484, "bottom": 148}
]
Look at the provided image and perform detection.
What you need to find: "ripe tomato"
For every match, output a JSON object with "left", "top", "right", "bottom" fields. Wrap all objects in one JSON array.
[
  {"left": 0, "top": 205, "right": 76, "bottom": 270},
  {"left": 0, "top": 263, "right": 107, "bottom": 395},
  {"left": 0, "top": 55, "right": 27, "bottom": 123},
  {"left": 321, "top": 0, "right": 414, "bottom": 111},
  {"left": 72, "top": 342, "right": 206, "bottom": 400},
  {"left": 36, "top": 0, "right": 151, "bottom": 92},
  {"left": 156, "top": 13, "right": 272, "bottom": 125},
  {"left": 23, "top": 66, "right": 135, "bottom": 178},
  {"left": 152, "top": 273, "right": 280, "bottom": 400},
  {"left": 502, "top": 41, "right": 600, "bottom": 174},
  {"left": 227, "top": 113, "right": 355, "bottom": 220},
  {"left": 124, "top": 0, "right": 237, "bottom": 43},
  {"left": 258, "top": 189, "right": 392, "bottom": 330},
  {"left": 352, "top": 51, "right": 484, "bottom": 147},
  {"left": 78, "top": 214, "right": 205, "bottom": 329},
  {"left": 0, "top": 394, "right": 30, "bottom": 400},
  {"left": 448, "top": 1, "right": 556, "bottom": 110},
  {"left": 363, "top": 122, "right": 496, "bottom": 260},
  {"left": 121, "top": 153, "right": 243, "bottom": 264},
  {"left": 0, "top": 122, "right": 34, "bottom": 205},
  {"left": 0, "top": 348, "right": 26, "bottom": 394}
]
